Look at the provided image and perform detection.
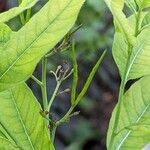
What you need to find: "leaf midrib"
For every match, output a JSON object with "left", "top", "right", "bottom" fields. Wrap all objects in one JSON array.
[
  {"left": 0, "top": 0, "right": 73, "bottom": 81},
  {"left": 124, "top": 43, "right": 144, "bottom": 82},
  {"left": 10, "top": 90, "right": 34, "bottom": 150}
]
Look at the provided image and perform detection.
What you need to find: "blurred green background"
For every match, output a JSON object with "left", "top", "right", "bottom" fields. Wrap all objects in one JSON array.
[{"left": 0, "top": 0, "right": 120, "bottom": 149}]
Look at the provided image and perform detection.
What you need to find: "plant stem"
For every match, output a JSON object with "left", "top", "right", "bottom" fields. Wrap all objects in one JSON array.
[
  {"left": 17, "top": 0, "right": 26, "bottom": 25},
  {"left": 50, "top": 125, "right": 57, "bottom": 143},
  {"left": 26, "top": 8, "right": 32, "bottom": 23},
  {"left": 41, "top": 57, "right": 48, "bottom": 111},
  {"left": 31, "top": 75, "right": 43, "bottom": 86},
  {"left": 109, "top": 79, "right": 125, "bottom": 149},
  {"left": 56, "top": 106, "right": 75, "bottom": 126},
  {"left": 135, "top": 10, "right": 141, "bottom": 36},
  {"left": 50, "top": 105, "right": 76, "bottom": 141},
  {"left": 48, "top": 81, "right": 61, "bottom": 111},
  {"left": 41, "top": 57, "right": 51, "bottom": 139}
]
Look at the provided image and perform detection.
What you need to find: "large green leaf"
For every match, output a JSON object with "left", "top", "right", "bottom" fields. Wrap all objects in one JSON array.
[
  {"left": 112, "top": 27, "right": 150, "bottom": 81},
  {"left": 0, "top": 136, "right": 20, "bottom": 150},
  {"left": 0, "top": 0, "right": 85, "bottom": 92},
  {"left": 107, "top": 76, "right": 150, "bottom": 150},
  {"left": 0, "top": 0, "right": 38, "bottom": 23},
  {"left": 0, "top": 83, "right": 54, "bottom": 150}
]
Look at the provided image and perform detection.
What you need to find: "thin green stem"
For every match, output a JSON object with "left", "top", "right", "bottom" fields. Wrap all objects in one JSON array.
[
  {"left": 31, "top": 75, "right": 43, "bottom": 86},
  {"left": 18, "top": 0, "right": 32, "bottom": 25},
  {"left": 41, "top": 57, "right": 50, "bottom": 139},
  {"left": 135, "top": 10, "right": 141, "bottom": 36},
  {"left": 41, "top": 57, "right": 48, "bottom": 111},
  {"left": 48, "top": 81, "right": 61, "bottom": 111},
  {"left": 50, "top": 125, "right": 57, "bottom": 143},
  {"left": 56, "top": 106, "right": 75, "bottom": 126},
  {"left": 50, "top": 106, "right": 75, "bottom": 141},
  {"left": 26, "top": 8, "right": 32, "bottom": 23},
  {"left": 17, "top": 0, "right": 26, "bottom": 25},
  {"left": 109, "top": 79, "right": 125, "bottom": 149}
]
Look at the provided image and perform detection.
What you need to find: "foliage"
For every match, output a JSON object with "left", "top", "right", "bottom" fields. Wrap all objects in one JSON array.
[
  {"left": 104, "top": 0, "right": 150, "bottom": 149},
  {"left": 0, "top": 0, "right": 106, "bottom": 149}
]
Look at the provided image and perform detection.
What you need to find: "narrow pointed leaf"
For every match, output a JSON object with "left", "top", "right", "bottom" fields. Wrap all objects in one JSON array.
[
  {"left": 0, "top": 0, "right": 38, "bottom": 23},
  {"left": 0, "top": 0, "right": 85, "bottom": 92},
  {"left": 0, "top": 83, "right": 54, "bottom": 149},
  {"left": 107, "top": 76, "right": 150, "bottom": 150},
  {"left": 75, "top": 50, "right": 106, "bottom": 105},
  {"left": 71, "top": 42, "right": 78, "bottom": 105}
]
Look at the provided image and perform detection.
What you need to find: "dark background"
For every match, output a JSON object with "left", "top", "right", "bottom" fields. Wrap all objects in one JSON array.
[{"left": 0, "top": 0, "right": 120, "bottom": 149}]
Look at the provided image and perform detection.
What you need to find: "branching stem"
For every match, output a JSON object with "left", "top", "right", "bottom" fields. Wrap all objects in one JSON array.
[
  {"left": 31, "top": 75, "right": 43, "bottom": 86},
  {"left": 48, "top": 81, "right": 61, "bottom": 111}
]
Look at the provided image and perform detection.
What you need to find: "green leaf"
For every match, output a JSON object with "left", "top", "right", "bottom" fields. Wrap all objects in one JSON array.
[
  {"left": 141, "top": 12, "right": 150, "bottom": 28},
  {"left": 0, "top": 23, "right": 13, "bottom": 46},
  {"left": 107, "top": 76, "right": 150, "bottom": 150},
  {"left": 0, "top": 137, "right": 20, "bottom": 150},
  {"left": 75, "top": 50, "right": 106, "bottom": 105},
  {"left": 0, "top": 0, "right": 38, "bottom": 23},
  {"left": 125, "top": 0, "right": 137, "bottom": 12},
  {"left": 0, "top": 124, "right": 15, "bottom": 144},
  {"left": 0, "top": 83, "right": 54, "bottom": 150},
  {"left": 104, "top": 0, "right": 136, "bottom": 45},
  {"left": 127, "top": 27, "right": 150, "bottom": 80},
  {"left": 0, "top": 0, "right": 85, "bottom": 92},
  {"left": 112, "top": 26, "right": 150, "bottom": 81},
  {"left": 112, "top": 33, "right": 128, "bottom": 78},
  {"left": 136, "top": 0, "right": 150, "bottom": 10}
]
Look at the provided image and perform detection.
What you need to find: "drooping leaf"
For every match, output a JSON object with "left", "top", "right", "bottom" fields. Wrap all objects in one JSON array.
[
  {"left": 0, "top": 137, "right": 20, "bottom": 150},
  {"left": 0, "top": 0, "right": 85, "bottom": 92},
  {"left": 0, "top": 0, "right": 38, "bottom": 23},
  {"left": 0, "top": 83, "right": 54, "bottom": 150},
  {"left": 107, "top": 76, "right": 150, "bottom": 150},
  {"left": 104, "top": 0, "right": 135, "bottom": 45}
]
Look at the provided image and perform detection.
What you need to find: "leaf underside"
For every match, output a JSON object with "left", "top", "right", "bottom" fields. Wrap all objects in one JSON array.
[
  {"left": 0, "top": 84, "right": 54, "bottom": 150},
  {"left": 0, "top": 0, "right": 85, "bottom": 92},
  {"left": 107, "top": 76, "right": 150, "bottom": 150},
  {"left": 104, "top": 0, "right": 150, "bottom": 150}
]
